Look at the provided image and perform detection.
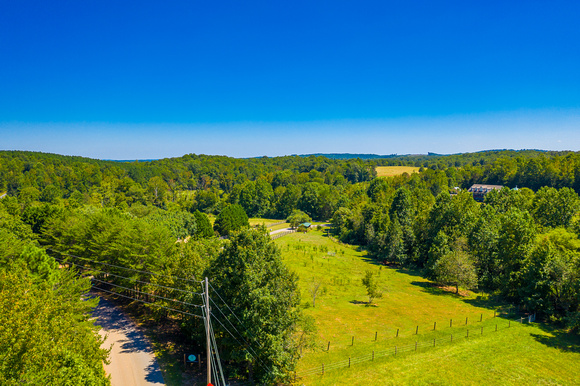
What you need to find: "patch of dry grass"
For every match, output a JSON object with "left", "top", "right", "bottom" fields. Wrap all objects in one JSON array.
[{"left": 376, "top": 166, "right": 420, "bottom": 177}]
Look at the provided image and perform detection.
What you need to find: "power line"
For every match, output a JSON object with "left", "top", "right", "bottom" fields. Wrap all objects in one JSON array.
[
  {"left": 209, "top": 282, "right": 267, "bottom": 352},
  {"left": 92, "top": 285, "right": 203, "bottom": 319},
  {"left": 91, "top": 277, "right": 203, "bottom": 308},
  {"left": 54, "top": 256, "right": 202, "bottom": 296},
  {"left": 48, "top": 248, "right": 203, "bottom": 285},
  {"left": 208, "top": 283, "right": 275, "bottom": 376},
  {"left": 209, "top": 311, "right": 274, "bottom": 377},
  {"left": 209, "top": 297, "right": 264, "bottom": 361}
]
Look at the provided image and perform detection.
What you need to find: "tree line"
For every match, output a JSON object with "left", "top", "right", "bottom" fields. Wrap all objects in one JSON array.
[
  {"left": 333, "top": 183, "right": 580, "bottom": 330},
  {"left": 2, "top": 149, "right": 580, "bottom": 383}
]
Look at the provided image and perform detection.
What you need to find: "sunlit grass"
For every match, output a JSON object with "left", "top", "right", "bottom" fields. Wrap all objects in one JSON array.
[{"left": 275, "top": 229, "right": 580, "bottom": 385}]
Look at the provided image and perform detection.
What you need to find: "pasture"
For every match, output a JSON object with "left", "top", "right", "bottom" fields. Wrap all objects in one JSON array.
[
  {"left": 273, "top": 228, "right": 580, "bottom": 385},
  {"left": 376, "top": 166, "right": 420, "bottom": 177}
]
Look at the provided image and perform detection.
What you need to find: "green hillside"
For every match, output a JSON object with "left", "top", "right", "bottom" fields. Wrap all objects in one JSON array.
[{"left": 274, "top": 228, "right": 580, "bottom": 385}]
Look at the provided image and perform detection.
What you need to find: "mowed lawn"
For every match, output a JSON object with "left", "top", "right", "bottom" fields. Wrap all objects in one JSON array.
[
  {"left": 376, "top": 166, "right": 420, "bottom": 177},
  {"left": 274, "top": 229, "right": 580, "bottom": 385}
]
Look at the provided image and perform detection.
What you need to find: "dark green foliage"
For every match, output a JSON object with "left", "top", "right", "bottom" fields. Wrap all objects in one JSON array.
[
  {"left": 193, "top": 210, "right": 213, "bottom": 238},
  {"left": 142, "top": 207, "right": 197, "bottom": 240},
  {"left": 286, "top": 209, "right": 311, "bottom": 228},
  {"left": 274, "top": 184, "right": 301, "bottom": 219},
  {"left": 432, "top": 248, "right": 478, "bottom": 294},
  {"left": 532, "top": 187, "right": 580, "bottom": 229},
  {"left": 213, "top": 204, "right": 249, "bottom": 236},
  {"left": 239, "top": 179, "right": 274, "bottom": 217},
  {"left": 0, "top": 228, "right": 109, "bottom": 385},
  {"left": 206, "top": 228, "right": 301, "bottom": 383}
]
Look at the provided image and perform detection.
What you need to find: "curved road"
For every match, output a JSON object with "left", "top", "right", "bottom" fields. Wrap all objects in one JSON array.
[{"left": 92, "top": 296, "right": 165, "bottom": 386}]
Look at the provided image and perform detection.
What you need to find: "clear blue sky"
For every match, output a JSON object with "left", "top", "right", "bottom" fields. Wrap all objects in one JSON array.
[{"left": 1, "top": 1, "right": 579, "bottom": 159}]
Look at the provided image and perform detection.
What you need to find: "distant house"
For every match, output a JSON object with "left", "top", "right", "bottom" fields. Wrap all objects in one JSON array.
[
  {"left": 300, "top": 222, "right": 312, "bottom": 229},
  {"left": 468, "top": 184, "right": 503, "bottom": 202}
]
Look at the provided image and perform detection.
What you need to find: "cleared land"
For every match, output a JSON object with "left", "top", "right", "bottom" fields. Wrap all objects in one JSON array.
[
  {"left": 248, "top": 218, "right": 286, "bottom": 228},
  {"left": 376, "top": 166, "right": 420, "bottom": 177},
  {"left": 273, "top": 228, "right": 580, "bottom": 385}
]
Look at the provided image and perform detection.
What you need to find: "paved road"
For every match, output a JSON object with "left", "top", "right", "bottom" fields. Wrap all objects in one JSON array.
[
  {"left": 269, "top": 227, "right": 294, "bottom": 235},
  {"left": 92, "top": 296, "right": 165, "bottom": 386},
  {"left": 269, "top": 223, "right": 331, "bottom": 236}
]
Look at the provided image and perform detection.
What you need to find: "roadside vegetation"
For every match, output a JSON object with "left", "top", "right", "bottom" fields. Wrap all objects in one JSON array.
[{"left": 1, "top": 149, "right": 580, "bottom": 384}]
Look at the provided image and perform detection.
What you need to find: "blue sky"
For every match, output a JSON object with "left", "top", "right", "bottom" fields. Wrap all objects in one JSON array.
[{"left": 1, "top": 1, "right": 579, "bottom": 159}]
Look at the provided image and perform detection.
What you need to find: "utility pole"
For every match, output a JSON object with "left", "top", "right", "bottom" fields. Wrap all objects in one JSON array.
[{"left": 205, "top": 277, "right": 211, "bottom": 385}]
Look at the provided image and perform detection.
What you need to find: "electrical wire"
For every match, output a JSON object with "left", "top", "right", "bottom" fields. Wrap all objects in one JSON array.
[
  {"left": 54, "top": 256, "right": 203, "bottom": 296},
  {"left": 91, "top": 277, "right": 203, "bottom": 308},
  {"left": 92, "top": 285, "right": 203, "bottom": 319},
  {"left": 209, "top": 311, "right": 274, "bottom": 377},
  {"left": 209, "top": 282, "right": 259, "bottom": 345},
  {"left": 48, "top": 248, "right": 204, "bottom": 285},
  {"left": 202, "top": 306, "right": 221, "bottom": 386},
  {"left": 209, "top": 297, "right": 264, "bottom": 361},
  {"left": 209, "top": 315, "right": 227, "bottom": 386}
]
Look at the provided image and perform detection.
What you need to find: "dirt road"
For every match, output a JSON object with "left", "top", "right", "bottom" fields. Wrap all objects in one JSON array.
[{"left": 92, "top": 296, "right": 165, "bottom": 386}]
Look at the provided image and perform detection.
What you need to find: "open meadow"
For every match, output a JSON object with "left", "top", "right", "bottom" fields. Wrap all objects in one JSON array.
[
  {"left": 376, "top": 166, "right": 420, "bottom": 177},
  {"left": 274, "top": 228, "right": 580, "bottom": 385}
]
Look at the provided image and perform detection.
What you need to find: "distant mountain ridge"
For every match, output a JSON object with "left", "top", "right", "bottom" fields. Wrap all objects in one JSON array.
[{"left": 295, "top": 153, "right": 399, "bottom": 160}]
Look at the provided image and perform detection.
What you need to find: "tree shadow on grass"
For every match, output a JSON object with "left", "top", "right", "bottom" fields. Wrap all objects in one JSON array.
[
  {"left": 395, "top": 267, "right": 425, "bottom": 278},
  {"left": 410, "top": 281, "right": 463, "bottom": 298},
  {"left": 349, "top": 300, "right": 368, "bottom": 305},
  {"left": 462, "top": 294, "right": 506, "bottom": 310},
  {"left": 530, "top": 323, "right": 580, "bottom": 354}
]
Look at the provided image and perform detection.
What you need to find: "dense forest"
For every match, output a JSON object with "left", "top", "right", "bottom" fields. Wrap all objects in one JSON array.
[{"left": 1, "top": 149, "right": 580, "bottom": 383}]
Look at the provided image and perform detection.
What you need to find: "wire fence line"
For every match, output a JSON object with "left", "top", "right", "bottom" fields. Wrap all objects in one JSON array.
[
  {"left": 309, "top": 306, "right": 532, "bottom": 351},
  {"left": 271, "top": 230, "right": 295, "bottom": 240},
  {"left": 266, "top": 221, "right": 287, "bottom": 228},
  {"left": 295, "top": 312, "right": 536, "bottom": 379}
]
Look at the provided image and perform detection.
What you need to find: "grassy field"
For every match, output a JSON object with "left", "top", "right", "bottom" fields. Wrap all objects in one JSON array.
[
  {"left": 376, "top": 166, "right": 420, "bottom": 177},
  {"left": 273, "top": 228, "right": 580, "bottom": 385},
  {"left": 249, "top": 218, "right": 286, "bottom": 228}
]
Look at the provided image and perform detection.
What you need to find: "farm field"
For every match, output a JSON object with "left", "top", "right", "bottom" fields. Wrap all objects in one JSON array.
[
  {"left": 274, "top": 228, "right": 580, "bottom": 385},
  {"left": 376, "top": 166, "right": 420, "bottom": 177},
  {"left": 249, "top": 218, "right": 286, "bottom": 227}
]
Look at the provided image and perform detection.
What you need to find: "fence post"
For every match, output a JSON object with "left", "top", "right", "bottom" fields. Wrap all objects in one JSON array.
[
  {"left": 520, "top": 317, "right": 523, "bottom": 324},
  {"left": 466, "top": 317, "right": 468, "bottom": 325},
  {"left": 349, "top": 357, "right": 351, "bottom": 368},
  {"left": 375, "top": 331, "right": 377, "bottom": 341},
  {"left": 480, "top": 314, "right": 483, "bottom": 322},
  {"left": 415, "top": 326, "right": 418, "bottom": 335},
  {"left": 450, "top": 319, "right": 452, "bottom": 328},
  {"left": 372, "top": 351, "right": 375, "bottom": 361},
  {"left": 434, "top": 322, "right": 436, "bottom": 330},
  {"left": 352, "top": 336, "right": 354, "bottom": 346},
  {"left": 481, "top": 326, "right": 483, "bottom": 335},
  {"left": 327, "top": 341, "right": 330, "bottom": 351},
  {"left": 396, "top": 328, "right": 399, "bottom": 337}
]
